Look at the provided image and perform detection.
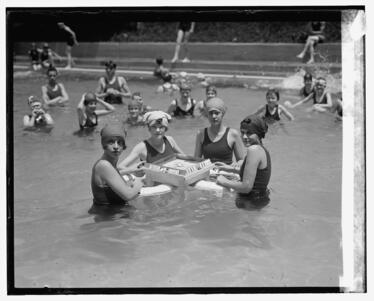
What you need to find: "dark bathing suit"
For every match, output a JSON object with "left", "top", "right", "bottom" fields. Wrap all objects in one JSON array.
[
  {"left": 46, "top": 84, "right": 62, "bottom": 100},
  {"left": 201, "top": 127, "right": 233, "bottom": 165},
  {"left": 80, "top": 112, "right": 98, "bottom": 130},
  {"left": 91, "top": 160, "right": 128, "bottom": 205},
  {"left": 102, "top": 77, "right": 123, "bottom": 104},
  {"left": 264, "top": 104, "right": 281, "bottom": 122},
  {"left": 173, "top": 98, "right": 196, "bottom": 117},
  {"left": 144, "top": 137, "right": 176, "bottom": 163},
  {"left": 300, "top": 86, "right": 314, "bottom": 98},
  {"left": 238, "top": 144, "right": 271, "bottom": 202},
  {"left": 179, "top": 22, "right": 192, "bottom": 32},
  {"left": 312, "top": 90, "right": 328, "bottom": 104}
]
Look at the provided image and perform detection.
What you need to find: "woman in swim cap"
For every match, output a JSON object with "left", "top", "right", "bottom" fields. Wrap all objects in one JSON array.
[
  {"left": 118, "top": 111, "right": 185, "bottom": 174},
  {"left": 167, "top": 82, "right": 196, "bottom": 117},
  {"left": 23, "top": 96, "right": 54, "bottom": 128},
  {"left": 41, "top": 66, "right": 69, "bottom": 107},
  {"left": 96, "top": 60, "right": 131, "bottom": 104},
  {"left": 91, "top": 124, "right": 143, "bottom": 206},
  {"left": 77, "top": 92, "right": 115, "bottom": 131},
  {"left": 194, "top": 85, "right": 218, "bottom": 117},
  {"left": 216, "top": 115, "right": 271, "bottom": 207},
  {"left": 194, "top": 97, "right": 245, "bottom": 165},
  {"left": 300, "top": 72, "right": 314, "bottom": 98}
]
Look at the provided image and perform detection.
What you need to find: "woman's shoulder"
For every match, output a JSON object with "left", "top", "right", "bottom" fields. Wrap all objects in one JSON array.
[{"left": 228, "top": 127, "right": 240, "bottom": 137}]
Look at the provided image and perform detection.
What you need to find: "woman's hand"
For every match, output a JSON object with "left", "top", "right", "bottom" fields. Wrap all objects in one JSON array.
[
  {"left": 216, "top": 175, "right": 228, "bottom": 186},
  {"left": 214, "top": 162, "right": 234, "bottom": 172}
]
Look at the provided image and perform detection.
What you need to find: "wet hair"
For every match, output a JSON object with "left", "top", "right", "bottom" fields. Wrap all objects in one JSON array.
[
  {"left": 128, "top": 99, "right": 141, "bottom": 109},
  {"left": 105, "top": 60, "right": 117, "bottom": 69},
  {"left": 156, "top": 57, "right": 164, "bottom": 65},
  {"left": 266, "top": 88, "right": 280, "bottom": 101},
  {"left": 179, "top": 82, "right": 191, "bottom": 91},
  {"left": 240, "top": 115, "right": 268, "bottom": 140},
  {"left": 46, "top": 65, "right": 58, "bottom": 76},
  {"left": 303, "top": 72, "right": 313, "bottom": 81},
  {"left": 206, "top": 85, "right": 217, "bottom": 95}
]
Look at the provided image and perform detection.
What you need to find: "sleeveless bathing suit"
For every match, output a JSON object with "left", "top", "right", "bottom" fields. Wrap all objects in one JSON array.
[
  {"left": 201, "top": 127, "right": 233, "bottom": 165},
  {"left": 144, "top": 136, "right": 176, "bottom": 163},
  {"left": 172, "top": 98, "right": 196, "bottom": 117},
  {"left": 300, "top": 86, "right": 314, "bottom": 98},
  {"left": 91, "top": 160, "right": 128, "bottom": 205},
  {"left": 103, "top": 77, "right": 123, "bottom": 104},
  {"left": 312, "top": 90, "right": 328, "bottom": 104},
  {"left": 46, "top": 84, "right": 63, "bottom": 100},
  {"left": 29, "top": 114, "right": 47, "bottom": 127},
  {"left": 239, "top": 144, "right": 271, "bottom": 198},
  {"left": 264, "top": 104, "right": 281, "bottom": 121},
  {"left": 80, "top": 112, "right": 98, "bottom": 129},
  {"left": 29, "top": 49, "right": 40, "bottom": 62}
]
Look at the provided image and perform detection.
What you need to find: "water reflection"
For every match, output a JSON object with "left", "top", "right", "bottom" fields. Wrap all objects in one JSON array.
[{"left": 88, "top": 203, "right": 135, "bottom": 223}]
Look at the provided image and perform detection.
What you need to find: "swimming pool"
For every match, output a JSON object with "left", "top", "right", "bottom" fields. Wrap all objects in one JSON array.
[{"left": 12, "top": 72, "right": 342, "bottom": 288}]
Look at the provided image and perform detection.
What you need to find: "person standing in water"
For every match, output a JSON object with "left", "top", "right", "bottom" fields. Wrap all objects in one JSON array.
[
  {"left": 251, "top": 88, "right": 294, "bottom": 123},
  {"left": 216, "top": 115, "right": 271, "bottom": 209},
  {"left": 41, "top": 66, "right": 69, "bottom": 107},
  {"left": 23, "top": 96, "right": 54, "bottom": 128},
  {"left": 91, "top": 124, "right": 143, "bottom": 206},
  {"left": 118, "top": 111, "right": 185, "bottom": 173},
  {"left": 171, "top": 22, "right": 195, "bottom": 63},
  {"left": 167, "top": 82, "right": 196, "bottom": 117},
  {"left": 194, "top": 85, "right": 218, "bottom": 117},
  {"left": 96, "top": 61, "right": 132, "bottom": 104},
  {"left": 57, "top": 22, "right": 78, "bottom": 69},
  {"left": 77, "top": 92, "right": 115, "bottom": 131},
  {"left": 194, "top": 97, "right": 245, "bottom": 165}
]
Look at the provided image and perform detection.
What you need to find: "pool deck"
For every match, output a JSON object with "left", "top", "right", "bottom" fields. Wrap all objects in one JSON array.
[{"left": 14, "top": 42, "right": 342, "bottom": 78}]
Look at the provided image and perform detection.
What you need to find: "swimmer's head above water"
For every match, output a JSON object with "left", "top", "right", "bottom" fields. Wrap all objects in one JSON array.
[
  {"left": 100, "top": 124, "right": 126, "bottom": 150},
  {"left": 240, "top": 115, "right": 268, "bottom": 146}
]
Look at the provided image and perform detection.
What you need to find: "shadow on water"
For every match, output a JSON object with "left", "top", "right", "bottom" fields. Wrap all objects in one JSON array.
[
  {"left": 235, "top": 190, "right": 271, "bottom": 211},
  {"left": 87, "top": 203, "right": 136, "bottom": 223}
]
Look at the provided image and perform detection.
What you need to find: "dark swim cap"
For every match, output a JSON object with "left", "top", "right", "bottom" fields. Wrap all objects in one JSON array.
[
  {"left": 83, "top": 92, "right": 97, "bottom": 106},
  {"left": 304, "top": 72, "right": 313, "bottom": 81},
  {"left": 100, "top": 124, "right": 126, "bottom": 148},
  {"left": 240, "top": 115, "right": 268, "bottom": 139},
  {"left": 105, "top": 60, "right": 117, "bottom": 69}
]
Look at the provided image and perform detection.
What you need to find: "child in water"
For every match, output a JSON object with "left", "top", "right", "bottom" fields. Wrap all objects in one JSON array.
[
  {"left": 124, "top": 99, "right": 145, "bottom": 126},
  {"left": 300, "top": 72, "right": 314, "bottom": 98},
  {"left": 287, "top": 77, "right": 332, "bottom": 112},
  {"left": 23, "top": 96, "right": 54, "bottom": 128},
  {"left": 252, "top": 88, "right": 294, "bottom": 122},
  {"left": 194, "top": 85, "right": 218, "bottom": 117},
  {"left": 167, "top": 82, "right": 196, "bottom": 117},
  {"left": 131, "top": 92, "right": 152, "bottom": 115},
  {"left": 77, "top": 92, "right": 115, "bottom": 131}
]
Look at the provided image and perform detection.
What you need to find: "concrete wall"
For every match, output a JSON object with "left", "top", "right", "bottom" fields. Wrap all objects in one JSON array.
[{"left": 14, "top": 42, "right": 341, "bottom": 63}]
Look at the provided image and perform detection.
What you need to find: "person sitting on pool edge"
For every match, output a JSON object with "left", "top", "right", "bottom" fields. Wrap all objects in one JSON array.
[
  {"left": 194, "top": 85, "right": 218, "bottom": 117},
  {"left": 131, "top": 92, "right": 152, "bottom": 115},
  {"left": 251, "top": 88, "right": 294, "bottom": 123},
  {"left": 124, "top": 99, "right": 145, "bottom": 126},
  {"left": 77, "top": 92, "right": 115, "bottom": 131},
  {"left": 215, "top": 115, "right": 271, "bottom": 209},
  {"left": 167, "top": 82, "right": 196, "bottom": 117},
  {"left": 96, "top": 60, "right": 131, "bottom": 104},
  {"left": 118, "top": 111, "right": 185, "bottom": 174},
  {"left": 23, "top": 96, "right": 54, "bottom": 129},
  {"left": 41, "top": 66, "right": 69, "bottom": 107},
  {"left": 286, "top": 77, "right": 333, "bottom": 112},
  {"left": 91, "top": 123, "right": 143, "bottom": 206},
  {"left": 194, "top": 97, "right": 245, "bottom": 165}
]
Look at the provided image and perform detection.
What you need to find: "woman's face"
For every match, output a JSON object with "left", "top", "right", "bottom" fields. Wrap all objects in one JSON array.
[
  {"left": 207, "top": 109, "right": 224, "bottom": 126},
  {"left": 149, "top": 124, "right": 167, "bottom": 139},
  {"left": 106, "top": 67, "right": 116, "bottom": 78},
  {"left": 266, "top": 92, "right": 278, "bottom": 107},
  {"left": 104, "top": 137, "right": 125, "bottom": 158},
  {"left": 128, "top": 106, "right": 140, "bottom": 117},
  {"left": 206, "top": 90, "right": 217, "bottom": 100},
  {"left": 86, "top": 101, "right": 97, "bottom": 113},
  {"left": 180, "top": 88, "right": 190, "bottom": 99},
  {"left": 315, "top": 81, "right": 326, "bottom": 93},
  {"left": 304, "top": 79, "right": 313, "bottom": 88},
  {"left": 240, "top": 129, "right": 260, "bottom": 147}
]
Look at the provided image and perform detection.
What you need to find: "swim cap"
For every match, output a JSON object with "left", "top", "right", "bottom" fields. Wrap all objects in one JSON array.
[
  {"left": 315, "top": 77, "right": 327, "bottom": 87},
  {"left": 240, "top": 115, "right": 268, "bottom": 139},
  {"left": 27, "top": 96, "right": 42, "bottom": 106},
  {"left": 100, "top": 124, "right": 126, "bottom": 148},
  {"left": 205, "top": 97, "right": 226, "bottom": 113},
  {"left": 143, "top": 111, "right": 171, "bottom": 128},
  {"left": 303, "top": 72, "right": 313, "bottom": 81},
  {"left": 83, "top": 92, "right": 97, "bottom": 105}
]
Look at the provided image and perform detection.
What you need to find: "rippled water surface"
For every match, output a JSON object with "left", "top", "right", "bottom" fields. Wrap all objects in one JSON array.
[{"left": 13, "top": 73, "right": 342, "bottom": 288}]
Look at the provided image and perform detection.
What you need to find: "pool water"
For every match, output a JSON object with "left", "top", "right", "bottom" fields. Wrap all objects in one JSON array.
[{"left": 12, "top": 73, "right": 342, "bottom": 288}]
